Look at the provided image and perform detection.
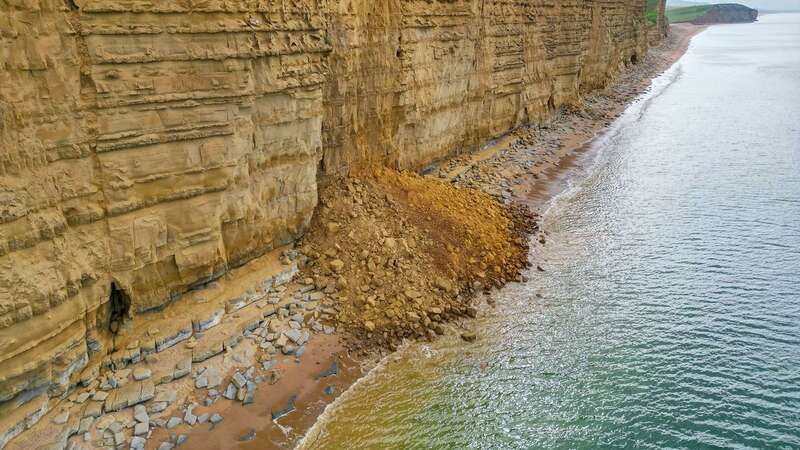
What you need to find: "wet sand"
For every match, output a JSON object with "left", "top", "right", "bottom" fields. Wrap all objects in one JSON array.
[{"left": 145, "top": 335, "right": 364, "bottom": 450}]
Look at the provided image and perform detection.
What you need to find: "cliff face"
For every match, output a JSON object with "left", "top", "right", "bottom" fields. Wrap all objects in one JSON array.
[
  {"left": 0, "top": 0, "right": 648, "bottom": 443},
  {"left": 692, "top": 4, "right": 758, "bottom": 24},
  {"left": 324, "top": 0, "right": 649, "bottom": 173},
  {"left": 657, "top": 0, "right": 668, "bottom": 37}
]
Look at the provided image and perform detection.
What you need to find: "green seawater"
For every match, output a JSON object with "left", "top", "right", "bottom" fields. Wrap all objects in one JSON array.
[{"left": 302, "top": 14, "right": 800, "bottom": 450}]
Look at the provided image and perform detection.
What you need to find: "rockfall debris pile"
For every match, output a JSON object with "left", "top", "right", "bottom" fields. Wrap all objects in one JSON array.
[{"left": 295, "top": 169, "right": 537, "bottom": 350}]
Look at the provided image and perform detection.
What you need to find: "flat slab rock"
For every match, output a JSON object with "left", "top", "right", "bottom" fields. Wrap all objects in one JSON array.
[
  {"left": 104, "top": 380, "right": 155, "bottom": 412},
  {"left": 155, "top": 326, "right": 193, "bottom": 353},
  {"left": 192, "top": 308, "right": 225, "bottom": 332},
  {"left": 195, "top": 367, "right": 222, "bottom": 389}
]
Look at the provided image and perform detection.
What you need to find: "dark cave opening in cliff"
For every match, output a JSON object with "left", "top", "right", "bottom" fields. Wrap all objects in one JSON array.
[
  {"left": 108, "top": 282, "right": 130, "bottom": 334},
  {"left": 631, "top": 53, "right": 639, "bottom": 65}
]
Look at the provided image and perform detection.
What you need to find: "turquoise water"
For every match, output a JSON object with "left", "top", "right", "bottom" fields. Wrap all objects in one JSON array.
[{"left": 302, "top": 14, "right": 800, "bottom": 449}]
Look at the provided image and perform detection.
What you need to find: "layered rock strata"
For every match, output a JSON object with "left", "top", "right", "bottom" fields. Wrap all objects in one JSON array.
[
  {"left": 0, "top": 0, "right": 649, "bottom": 445},
  {"left": 324, "top": 0, "right": 650, "bottom": 172}
]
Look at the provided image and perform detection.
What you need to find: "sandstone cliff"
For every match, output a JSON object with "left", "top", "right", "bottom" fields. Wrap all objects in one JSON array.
[
  {"left": 692, "top": 3, "right": 759, "bottom": 24},
  {"left": 323, "top": 0, "right": 649, "bottom": 172},
  {"left": 0, "top": 0, "right": 649, "bottom": 445}
]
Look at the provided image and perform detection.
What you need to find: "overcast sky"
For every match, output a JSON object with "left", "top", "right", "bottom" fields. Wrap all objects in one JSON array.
[
  {"left": 669, "top": 0, "right": 800, "bottom": 10},
  {"left": 735, "top": 0, "right": 800, "bottom": 10}
]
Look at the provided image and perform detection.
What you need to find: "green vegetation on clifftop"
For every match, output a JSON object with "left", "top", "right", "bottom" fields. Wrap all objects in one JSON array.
[
  {"left": 647, "top": 1, "right": 721, "bottom": 25},
  {"left": 646, "top": 0, "right": 660, "bottom": 24}
]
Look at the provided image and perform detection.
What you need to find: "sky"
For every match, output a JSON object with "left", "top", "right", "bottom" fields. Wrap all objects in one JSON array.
[
  {"left": 668, "top": 0, "right": 800, "bottom": 10},
  {"left": 734, "top": 0, "right": 800, "bottom": 10}
]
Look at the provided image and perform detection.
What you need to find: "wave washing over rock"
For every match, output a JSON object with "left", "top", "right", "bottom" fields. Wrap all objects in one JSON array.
[{"left": 0, "top": 0, "right": 661, "bottom": 447}]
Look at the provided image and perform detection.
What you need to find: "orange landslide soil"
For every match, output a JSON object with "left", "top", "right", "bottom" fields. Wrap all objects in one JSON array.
[{"left": 295, "top": 169, "right": 536, "bottom": 353}]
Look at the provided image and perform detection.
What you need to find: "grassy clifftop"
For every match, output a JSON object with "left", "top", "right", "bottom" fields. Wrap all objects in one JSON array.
[
  {"left": 646, "top": 0, "right": 661, "bottom": 24},
  {"left": 667, "top": 5, "right": 713, "bottom": 22},
  {"left": 647, "top": 1, "right": 755, "bottom": 25}
]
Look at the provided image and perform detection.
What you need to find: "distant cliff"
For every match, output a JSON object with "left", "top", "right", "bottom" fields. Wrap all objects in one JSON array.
[{"left": 692, "top": 4, "right": 759, "bottom": 24}]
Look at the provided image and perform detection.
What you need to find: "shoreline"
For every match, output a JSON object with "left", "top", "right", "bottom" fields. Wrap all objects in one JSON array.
[
  {"left": 298, "top": 15, "right": 800, "bottom": 448},
  {"left": 444, "top": 22, "right": 707, "bottom": 214},
  {"left": 294, "top": 22, "right": 708, "bottom": 449},
  {"left": 3, "top": 24, "right": 707, "bottom": 450},
  {"left": 173, "top": 23, "right": 710, "bottom": 450}
]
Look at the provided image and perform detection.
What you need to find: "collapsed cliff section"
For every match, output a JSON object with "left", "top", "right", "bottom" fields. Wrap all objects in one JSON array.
[{"left": 296, "top": 170, "right": 536, "bottom": 350}]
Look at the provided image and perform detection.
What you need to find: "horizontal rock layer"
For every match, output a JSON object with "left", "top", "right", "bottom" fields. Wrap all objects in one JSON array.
[{"left": 0, "top": 0, "right": 649, "bottom": 445}]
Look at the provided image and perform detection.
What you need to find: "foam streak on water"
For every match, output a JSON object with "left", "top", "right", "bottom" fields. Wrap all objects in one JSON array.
[{"left": 303, "top": 14, "right": 800, "bottom": 450}]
